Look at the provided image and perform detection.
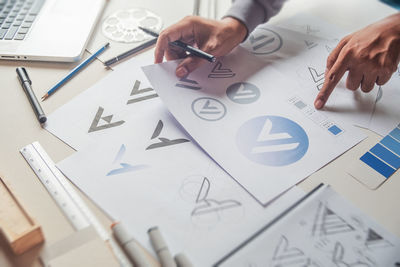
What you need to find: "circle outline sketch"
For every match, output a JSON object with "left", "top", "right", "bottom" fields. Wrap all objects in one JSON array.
[
  {"left": 236, "top": 115, "right": 309, "bottom": 166},
  {"left": 226, "top": 82, "right": 261, "bottom": 104},
  {"left": 248, "top": 27, "right": 283, "bottom": 55},
  {"left": 191, "top": 97, "right": 227, "bottom": 121}
]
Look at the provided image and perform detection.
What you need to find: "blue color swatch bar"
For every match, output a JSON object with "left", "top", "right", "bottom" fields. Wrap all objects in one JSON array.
[
  {"left": 389, "top": 127, "right": 400, "bottom": 141},
  {"left": 360, "top": 124, "right": 400, "bottom": 179},
  {"left": 360, "top": 152, "right": 395, "bottom": 178}
]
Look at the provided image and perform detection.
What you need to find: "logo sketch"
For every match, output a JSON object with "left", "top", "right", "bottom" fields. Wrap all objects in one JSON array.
[
  {"left": 191, "top": 97, "right": 227, "bottom": 121},
  {"left": 226, "top": 82, "right": 260, "bottom": 104},
  {"left": 312, "top": 202, "right": 355, "bottom": 237},
  {"left": 365, "top": 228, "right": 392, "bottom": 249},
  {"left": 106, "top": 144, "right": 147, "bottom": 176},
  {"left": 175, "top": 76, "right": 201, "bottom": 90},
  {"left": 332, "top": 242, "right": 371, "bottom": 267},
  {"left": 245, "top": 27, "right": 283, "bottom": 55},
  {"left": 308, "top": 67, "right": 325, "bottom": 91},
  {"left": 126, "top": 80, "right": 158, "bottom": 105},
  {"left": 208, "top": 61, "right": 236, "bottom": 78},
  {"left": 145, "top": 120, "right": 190, "bottom": 150},
  {"left": 88, "top": 106, "right": 125, "bottom": 133},
  {"left": 271, "top": 236, "right": 317, "bottom": 267},
  {"left": 236, "top": 116, "right": 308, "bottom": 166},
  {"left": 305, "top": 40, "right": 317, "bottom": 49},
  {"left": 191, "top": 177, "right": 241, "bottom": 216}
]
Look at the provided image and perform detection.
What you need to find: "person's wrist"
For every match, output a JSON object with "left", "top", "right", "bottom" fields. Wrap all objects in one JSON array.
[{"left": 221, "top": 17, "right": 248, "bottom": 43}]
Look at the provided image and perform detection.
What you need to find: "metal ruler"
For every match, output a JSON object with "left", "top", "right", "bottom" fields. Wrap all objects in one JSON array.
[{"left": 20, "top": 142, "right": 132, "bottom": 267}]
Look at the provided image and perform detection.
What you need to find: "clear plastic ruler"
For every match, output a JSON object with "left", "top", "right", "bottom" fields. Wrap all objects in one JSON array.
[{"left": 20, "top": 141, "right": 132, "bottom": 267}]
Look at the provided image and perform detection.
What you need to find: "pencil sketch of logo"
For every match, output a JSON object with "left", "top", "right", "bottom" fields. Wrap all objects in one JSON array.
[
  {"left": 226, "top": 82, "right": 260, "bottom": 104},
  {"left": 208, "top": 61, "right": 236, "bottom": 78},
  {"left": 106, "top": 144, "right": 147, "bottom": 176},
  {"left": 244, "top": 27, "right": 283, "bottom": 55},
  {"left": 145, "top": 120, "right": 190, "bottom": 150},
  {"left": 191, "top": 97, "right": 226, "bottom": 121},
  {"left": 88, "top": 106, "right": 125, "bottom": 133},
  {"left": 332, "top": 242, "right": 371, "bottom": 267},
  {"left": 126, "top": 80, "right": 158, "bottom": 105},
  {"left": 312, "top": 202, "right": 355, "bottom": 237},
  {"left": 305, "top": 25, "right": 320, "bottom": 35},
  {"left": 305, "top": 40, "right": 318, "bottom": 49},
  {"left": 179, "top": 175, "right": 243, "bottom": 227},
  {"left": 271, "top": 236, "right": 318, "bottom": 267},
  {"left": 175, "top": 76, "right": 201, "bottom": 90},
  {"left": 364, "top": 228, "right": 393, "bottom": 249},
  {"left": 308, "top": 66, "right": 325, "bottom": 91},
  {"left": 237, "top": 116, "right": 308, "bottom": 166}
]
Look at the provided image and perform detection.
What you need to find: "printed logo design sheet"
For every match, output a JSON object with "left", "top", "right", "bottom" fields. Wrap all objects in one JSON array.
[
  {"left": 57, "top": 103, "right": 305, "bottom": 266},
  {"left": 142, "top": 47, "right": 366, "bottom": 205},
  {"left": 216, "top": 185, "right": 400, "bottom": 266}
]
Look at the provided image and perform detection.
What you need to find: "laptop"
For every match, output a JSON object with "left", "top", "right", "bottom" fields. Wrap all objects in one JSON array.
[{"left": 0, "top": 0, "right": 106, "bottom": 62}]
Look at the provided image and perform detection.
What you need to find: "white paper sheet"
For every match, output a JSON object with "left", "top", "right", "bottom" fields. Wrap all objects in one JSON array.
[
  {"left": 241, "top": 24, "right": 378, "bottom": 128},
  {"left": 57, "top": 102, "right": 305, "bottom": 266},
  {"left": 369, "top": 67, "right": 400, "bottom": 136},
  {"left": 216, "top": 185, "right": 400, "bottom": 267},
  {"left": 44, "top": 52, "right": 161, "bottom": 150},
  {"left": 142, "top": 46, "right": 366, "bottom": 205}
]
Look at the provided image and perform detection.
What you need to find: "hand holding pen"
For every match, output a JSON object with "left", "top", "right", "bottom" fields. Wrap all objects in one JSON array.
[{"left": 150, "top": 16, "right": 247, "bottom": 78}]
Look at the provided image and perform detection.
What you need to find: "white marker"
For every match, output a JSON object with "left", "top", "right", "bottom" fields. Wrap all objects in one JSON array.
[
  {"left": 111, "top": 222, "right": 151, "bottom": 267},
  {"left": 174, "top": 253, "right": 193, "bottom": 267},
  {"left": 148, "top": 226, "right": 176, "bottom": 267}
]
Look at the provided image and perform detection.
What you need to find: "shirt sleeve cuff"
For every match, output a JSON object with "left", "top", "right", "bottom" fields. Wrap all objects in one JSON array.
[{"left": 223, "top": 0, "right": 267, "bottom": 38}]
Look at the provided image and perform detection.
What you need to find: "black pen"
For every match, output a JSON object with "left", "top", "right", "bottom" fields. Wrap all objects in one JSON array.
[
  {"left": 139, "top": 26, "right": 216, "bottom": 62},
  {"left": 16, "top": 67, "right": 47, "bottom": 124},
  {"left": 104, "top": 38, "right": 157, "bottom": 67}
]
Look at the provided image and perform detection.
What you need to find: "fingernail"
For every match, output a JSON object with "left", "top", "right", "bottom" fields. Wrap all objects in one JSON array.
[
  {"left": 176, "top": 66, "right": 188, "bottom": 78},
  {"left": 315, "top": 99, "right": 324, "bottom": 109}
]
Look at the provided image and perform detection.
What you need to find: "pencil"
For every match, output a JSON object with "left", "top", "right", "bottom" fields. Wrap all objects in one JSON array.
[
  {"left": 41, "top": 42, "right": 110, "bottom": 101},
  {"left": 104, "top": 38, "right": 157, "bottom": 67},
  {"left": 139, "top": 27, "right": 216, "bottom": 63}
]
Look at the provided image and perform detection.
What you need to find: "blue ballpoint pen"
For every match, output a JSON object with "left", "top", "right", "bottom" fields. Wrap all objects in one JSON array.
[{"left": 41, "top": 42, "right": 110, "bottom": 101}]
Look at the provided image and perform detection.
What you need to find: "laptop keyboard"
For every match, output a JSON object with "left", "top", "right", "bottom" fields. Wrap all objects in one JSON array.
[{"left": 0, "top": 0, "right": 45, "bottom": 40}]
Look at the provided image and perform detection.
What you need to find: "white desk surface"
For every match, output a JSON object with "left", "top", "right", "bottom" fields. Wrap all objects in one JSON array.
[{"left": 0, "top": 0, "right": 398, "bottom": 266}]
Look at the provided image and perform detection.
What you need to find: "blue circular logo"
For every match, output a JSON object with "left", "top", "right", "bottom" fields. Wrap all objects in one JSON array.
[{"left": 236, "top": 116, "right": 308, "bottom": 166}]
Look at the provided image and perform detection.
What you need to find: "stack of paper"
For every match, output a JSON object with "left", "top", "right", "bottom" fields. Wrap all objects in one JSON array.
[{"left": 44, "top": 13, "right": 400, "bottom": 265}]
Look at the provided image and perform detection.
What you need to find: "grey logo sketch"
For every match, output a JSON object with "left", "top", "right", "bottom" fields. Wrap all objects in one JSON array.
[
  {"left": 175, "top": 76, "right": 201, "bottom": 90},
  {"left": 305, "top": 40, "right": 317, "bottom": 49},
  {"left": 107, "top": 144, "right": 147, "bottom": 176},
  {"left": 312, "top": 202, "right": 355, "bottom": 237},
  {"left": 191, "top": 177, "right": 241, "bottom": 216},
  {"left": 191, "top": 97, "right": 227, "bottom": 121},
  {"left": 88, "top": 106, "right": 125, "bottom": 133},
  {"left": 365, "top": 228, "right": 392, "bottom": 249},
  {"left": 226, "top": 82, "right": 260, "bottom": 104},
  {"left": 127, "top": 80, "right": 158, "bottom": 105},
  {"left": 332, "top": 242, "right": 371, "bottom": 267},
  {"left": 246, "top": 28, "right": 283, "bottom": 55},
  {"left": 308, "top": 67, "right": 325, "bottom": 91},
  {"left": 145, "top": 120, "right": 190, "bottom": 150},
  {"left": 272, "top": 236, "right": 317, "bottom": 267},
  {"left": 305, "top": 25, "right": 319, "bottom": 35},
  {"left": 208, "top": 61, "right": 236, "bottom": 78}
]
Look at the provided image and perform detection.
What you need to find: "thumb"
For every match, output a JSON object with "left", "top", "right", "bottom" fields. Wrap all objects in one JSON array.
[{"left": 175, "top": 56, "right": 209, "bottom": 78}]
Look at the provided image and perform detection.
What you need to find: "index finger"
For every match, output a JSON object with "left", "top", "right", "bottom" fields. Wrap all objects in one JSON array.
[{"left": 314, "top": 54, "right": 349, "bottom": 109}]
